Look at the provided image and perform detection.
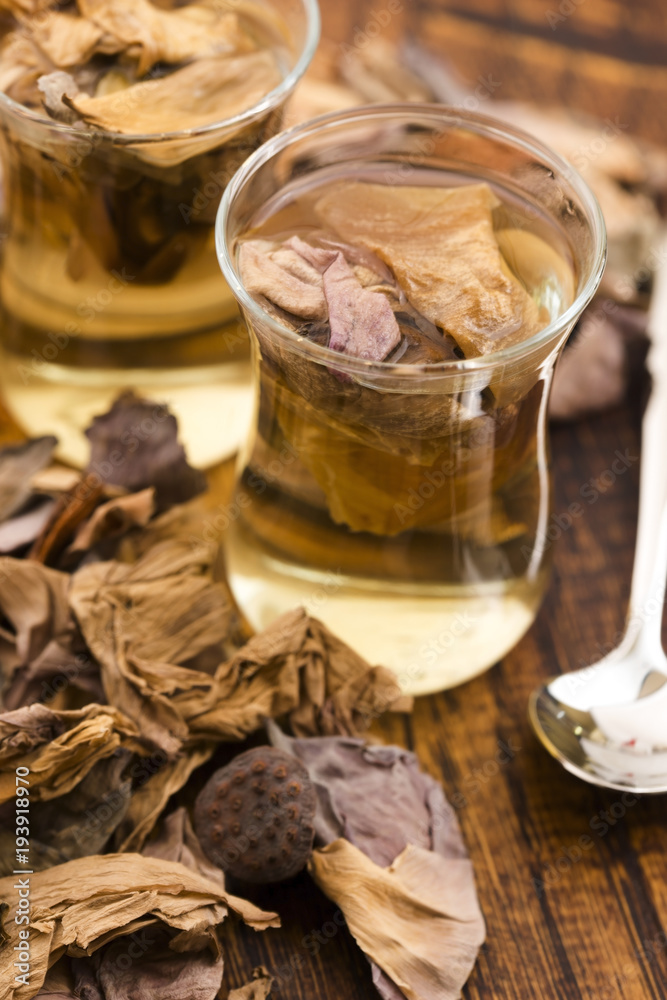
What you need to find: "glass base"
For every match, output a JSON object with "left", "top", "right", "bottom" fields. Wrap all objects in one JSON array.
[
  {"left": 0, "top": 356, "right": 253, "bottom": 469},
  {"left": 226, "top": 523, "right": 547, "bottom": 695}
]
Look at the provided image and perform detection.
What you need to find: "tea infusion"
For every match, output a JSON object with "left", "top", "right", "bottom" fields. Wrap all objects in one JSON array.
[{"left": 228, "top": 172, "right": 576, "bottom": 692}]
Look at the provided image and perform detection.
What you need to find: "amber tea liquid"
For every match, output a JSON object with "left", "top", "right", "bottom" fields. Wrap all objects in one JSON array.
[{"left": 227, "top": 168, "right": 576, "bottom": 693}]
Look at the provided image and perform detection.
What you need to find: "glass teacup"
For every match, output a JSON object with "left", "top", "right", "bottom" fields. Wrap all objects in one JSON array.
[{"left": 216, "top": 105, "right": 606, "bottom": 694}]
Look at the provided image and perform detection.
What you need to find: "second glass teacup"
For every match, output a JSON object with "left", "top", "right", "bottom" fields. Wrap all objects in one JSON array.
[{"left": 216, "top": 105, "right": 606, "bottom": 695}]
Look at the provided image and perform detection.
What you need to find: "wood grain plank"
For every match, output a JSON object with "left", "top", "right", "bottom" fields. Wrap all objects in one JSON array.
[{"left": 411, "top": 9, "right": 667, "bottom": 144}]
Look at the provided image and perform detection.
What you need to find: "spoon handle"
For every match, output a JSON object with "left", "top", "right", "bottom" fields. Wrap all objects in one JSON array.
[{"left": 627, "top": 232, "right": 667, "bottom": 651}]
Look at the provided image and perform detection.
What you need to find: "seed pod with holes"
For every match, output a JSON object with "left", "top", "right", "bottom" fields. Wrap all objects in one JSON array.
[{"left": 193, "top": 747, "right": 317, "bottom": 884}]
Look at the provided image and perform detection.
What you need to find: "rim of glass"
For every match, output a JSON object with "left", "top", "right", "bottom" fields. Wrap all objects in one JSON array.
[
  {"left": 216, "top": 103, "right": 607, "bottom": 376},
  {"left": 0, "top": 0, "right": 321, "bottom": 144}
]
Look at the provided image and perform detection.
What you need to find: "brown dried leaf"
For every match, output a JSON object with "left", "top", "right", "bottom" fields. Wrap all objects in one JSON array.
[
  {"left": 142, "top": 806, "right": 223, "bottom": 886},
  {"left": 78, "top": 0, "right": 255, "bottom": 76},
  {"left": 0, "top": 558, "right": 95, "bottom": 710},
  {"left": 186, "top": 607, "right": 411, "bottom": 742},
  {"left": 29, "top": 473, "right": 105, "bottom": 566},
  {"left": 66, "top": 488, "right": 156, "bottom": 559},
  {"left": 0, "top": 436, "right": 56, "bottom": 522},
  {"left": 0, "top": 703, "right": 146, "bottom": 804},
  {"left": 68, "top": 538, "right": 239, "bottom": 754},
  {"left": 0, "top": 32, "right": 52, "bottom": 106},
  {"left": 0, "top": 751, "right": 133, "bottom": 874},
  {"left": 66, "top": 51, "right": 281, "bottom": 135},
  {"left": 315, "top": 181, "right": 542, "bottom": 357},
  {"left": 0, "top": 853, "right": 279, "bottom": 1000},
  {"left": 31, "top": 13, "right": 106, "bottom": 68},
  {"left": 114, "top": 744, "right": 214, "bottom": 853},
  {"left": 84, "top": 393, "right": 206, "bottom": 511},
  {"left": 310, "top": 839, "right": 485, "bottom": 1000}
]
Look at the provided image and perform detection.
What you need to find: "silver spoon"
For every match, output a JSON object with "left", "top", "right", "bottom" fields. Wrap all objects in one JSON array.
[{"left": 529, "top": 234, "right": 667, "bottom": 793}]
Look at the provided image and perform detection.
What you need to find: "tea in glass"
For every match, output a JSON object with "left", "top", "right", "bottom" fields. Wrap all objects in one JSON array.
[
  {"left": 216, "top": 108, "right": 606, "bottom": 693},
  {"left": 0, "top": 0, "right": 319, "bottom": 467}
]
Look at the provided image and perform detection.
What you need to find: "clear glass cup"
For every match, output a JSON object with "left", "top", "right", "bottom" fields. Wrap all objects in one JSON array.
[
  {"left": 0, "top": 0, "right": 320, "bottom": 470},
  {"left": 215, "top": 105, "right": 606, "bottom": 695}
]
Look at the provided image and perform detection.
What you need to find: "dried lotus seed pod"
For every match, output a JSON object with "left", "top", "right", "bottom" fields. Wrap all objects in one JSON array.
[{"left": 194, "top": 746, "right": 316, "bottom": 884}]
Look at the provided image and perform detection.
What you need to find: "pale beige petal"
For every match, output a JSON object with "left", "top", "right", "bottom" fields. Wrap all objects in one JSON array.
[
  {"left": 65, "top": 51, "right": 281, "bottom": 134},
  {"left": 310, "top": 839, "right": 485, "bottom": 1000},
  {"left": 315, "top": 181, "right": 542, "bottom": 357}
]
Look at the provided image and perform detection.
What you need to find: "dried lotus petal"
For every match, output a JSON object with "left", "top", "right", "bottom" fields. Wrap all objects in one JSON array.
[
  {"left": 31, "top": 13, "right": 107, "bottom": 68},
  {"left": 78, "top": 0, "right": 256, "bottom": 76},
  {"left": 65, "top": 51, "right": 282, "bottom": 135},
  {"left": 315, "top": 181, "right": 542, "bottom": 358}
]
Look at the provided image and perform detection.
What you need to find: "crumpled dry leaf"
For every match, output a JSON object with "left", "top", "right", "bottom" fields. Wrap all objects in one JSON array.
[
  {"left": 78, "top": 0, "right": 254, "bottom": 76},
  {"left": 310, "top": 839, "right": 485, "bottom": 1000},
  {"left": 0, "top": 436, "right": 56, "bottom": 522},
  {"left": 0, "top": 703, "right": 146, "bottom": 804},
  {"left": 68, "top": 537, "right": 241, "bottom": 754},
  {"left": 0, "top": 32, "right": 52, "bottom": 106},
  {"left": 84, "top": 393, "right": 206, "bottom": 511},
  {"left": 228, "top": 968, "right": 274, "bottom": 999},
  {"left": 65, "top": 487, "right": 156, "bottom": 561},
  {"left": 113, "top": 744, "right": 214, "bottom": 854},
  {"left": 267, "top": 727, "right": 464, "bottom": 865},
  {"left": 315, "top": 181, "right": 542, "bottom": 358},
  {"left": 0, "top": 853, "right": 279, "bottom": 1000},
  {"left": 91, "top": 928, "right": 224, "bottom": 1000},
  {"left": 65, "top": 51, "right": 281, "bottom": 135},
  {"left": 0, "top": 750, "right": 133, "bottom": 875},
  {"left": 185, "top": 607, "right": 412, "bottom": 742},
  {"left": 31, "top": 12, "right": 108, "bottom": 68},
  {"left": 0, "top": 559, "right": 100, "bottom": 711},
  {"left": 69, "top": 535, "right": 409, "bottom": 753}
]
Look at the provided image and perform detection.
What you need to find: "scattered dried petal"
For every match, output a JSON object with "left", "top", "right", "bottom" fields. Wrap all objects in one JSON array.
[
  {"left": 267, "top": 727, "right": 464, "bottom": 866},
  {"left": 68, "top": 538, "right": 240, "bottom": 754},
  {"left": 0, "top": 703, "right": 145, "bottom": 804},
  {"left": 310, "top": 839, "right": 485, "bottom": 1000},
  {"left": 188, "top": 608, "right": 411, "bottom": 742},
  {"left": 0, "top": 559, "right": 85, "bottom": 709}
]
